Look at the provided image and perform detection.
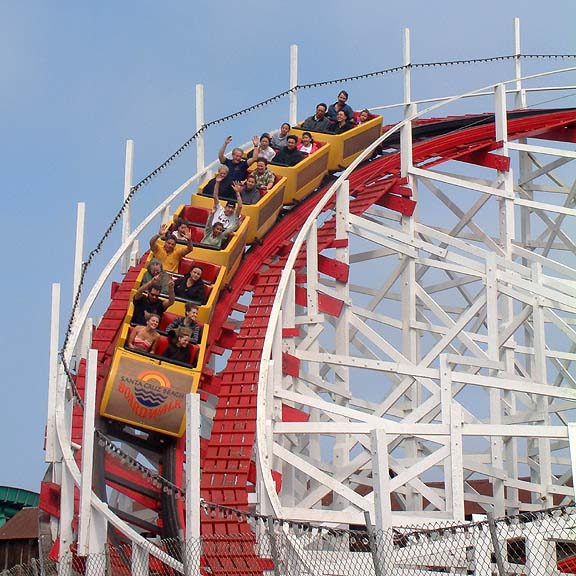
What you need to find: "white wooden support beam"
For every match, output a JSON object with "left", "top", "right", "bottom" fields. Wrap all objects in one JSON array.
[
  {"left": 306, "top": 224, "right": 319, "bottom": 316},
  {"left": 73, "top": 202, "right": 85, "bottom": 306},
  {"left": 513, "top": 17, "right": 527, "bottom": 109},
  {"left": 403, "top": 28, "right": 411, "bottom": 105},
  {"left": 195, "top": 84, "right": 205, "bottom": 175},
  {"left": 46, "top": 283, "right": 61, "bottom": 464},
  {"left": 78, "top": 349, "right": 107, "bottom": 562},
  {"left": 289, "top": 45, "right": 298, "bottom": 126},
  {"left": 185, "top": 393, "right": 201, "bottom": 576},
  {"left": 121, "top": 139, "right": 134, "bottom": 274}
]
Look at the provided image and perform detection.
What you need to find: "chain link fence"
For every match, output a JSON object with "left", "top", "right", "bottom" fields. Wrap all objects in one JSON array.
[{"left": 2, "top": 504, "right": 575, "bottom": 576}]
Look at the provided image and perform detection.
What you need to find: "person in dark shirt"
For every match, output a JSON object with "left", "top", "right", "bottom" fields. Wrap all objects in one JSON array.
[
  {"left": 330, "top": 110, "right": 355, "bottom": 134},
  {"left": 132, "top": 276, "right": 175, "bottom": 326},
  {"left": 232, "top": 174, "right": 260, "bottom": 205},
  {"left": 165, "top": 302, "right": 201, "bottom": 344},
  {"left": 200, "top": 164, "right": 230, "bottom": 198},
  {"left": 174, "top": 265, "right": 209, "bottom": 304},
  {"left": 271, "top": 135, "right": 305, "bottom": 167},
  {"left": 218, "top": 136, "right": 255, "bottom": 197},
  {"left": 327, "top": 90, "right": 355, "bottom": 123},
  {"left": 163, "top": 327, "right": 194, "bottom": 365},
  {"left": 301, "top": 103, "right": 332, "bottom": 133}
]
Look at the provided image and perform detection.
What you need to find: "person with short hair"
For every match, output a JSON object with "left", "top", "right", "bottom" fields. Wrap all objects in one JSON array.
[
  {"left": 201, "top": 164, "right": 230, "bottom": 198},
  {"left": 218, "top": 136, "right": 255, "bottom": 196},
  {"left": 142, "top": 259, "right": 170, "bottom": 294},
  {"left": 301, "top": 103, "right": 332, "bottom": 133},
  {"left": 327, "top": 90, "right": 354, "bottom": 123},
  {"left": 127, "top": 314, "right": 161, "bottom": 353},
  {"left": 149, "top": 225, "right": 193, "bottom": 273},
  {"left": 166, "top": 302, "right": 201, "bottom": 344},
  {"left": 174, "top": 265, "right": 210, "bottom": 304},
  {"left": 271, "top": 135, "right": 305, "bottom": 167},
  {"left": 162, "top": 326, "right": 193, "bottom": 365},
  {"left": 212, "top": 173, "right": 242, "bottom": 230},
  {"left": 271, "top": 123, "right": 291, "bottom": 150},
  {"left": 358, "top": 109, "right": 371, "bottom": 123},
  {"left": 252, "top": 158, "right": 276, "bottom": 191},
  {"left": 172, "top": 219, "right": 190, "bottom": 242},
  {"left": 132, "top": 276, "right": 175, "bottom": 326},
  {"left": 251, "top": 133, "right": 276, "bottom": 163},
  {"left": 232, "top": 174, "right": 260, "bottom": 205}
]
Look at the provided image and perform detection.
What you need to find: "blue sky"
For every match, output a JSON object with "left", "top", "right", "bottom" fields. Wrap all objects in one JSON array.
[{"left": 0, "top": 1, "right": 574, "bottom": 491}]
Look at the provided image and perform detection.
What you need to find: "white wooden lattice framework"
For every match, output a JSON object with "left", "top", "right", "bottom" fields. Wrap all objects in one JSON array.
[{"left": 257, "top": 81, "right": 576, "bottom": 529}]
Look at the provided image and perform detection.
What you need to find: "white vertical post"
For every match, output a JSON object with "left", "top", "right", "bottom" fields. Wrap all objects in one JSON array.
[
  {"left": 333, "top": 181, "right": 351, "bottom": 511},
  {"left": 306, "top": 226, "right": 319, "bottom": 317},
  {"left": 289, "top": 44, "right": 298, "bottom": 126},
  {"left": 371, "top": 428, "right": 391, "bottom": 530},
  {"left": 513, "top": 18, "right": 527, "bottom": 109},
  {"left": 78, "top": 348, "right": 97, "bottom": 556},
  {"left": 46, "top": 283, "right": 61, "bottom": 464},
  {"left": 73, "top": 202, "right": 85, "bottom": 305},
  {"left": 78, "top": 350, "right": 108, "bottom": 566},
  {"left": 568, "top": 424, "right": 576, "bottom": 490},
  {"left": 196, "top": 84, "right": 205, "bottom": 175},
  {"left": 121, "top": 139, "right": 134, "bottom": 273},
  {"left": 57, "top": 366, "right": 74, "bottom": 576},
  {"left": 186, "top": 394, "right": 201, "bottom": 576},
  {"left": 403, "top": 28, "right": 411, "bottom": 106}
]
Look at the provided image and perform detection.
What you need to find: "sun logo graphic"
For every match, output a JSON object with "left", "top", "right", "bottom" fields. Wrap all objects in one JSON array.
[{"left": 133, "top": 370, "right": 171, "bottom": 408}]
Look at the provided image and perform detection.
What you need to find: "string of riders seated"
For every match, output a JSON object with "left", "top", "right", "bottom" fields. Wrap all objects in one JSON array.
[
  {"left": 149, "top": 225, "right": 193, "bottom": 273},
  {"left": 132, "top": 276, "right": 175, "bottom": 326}
]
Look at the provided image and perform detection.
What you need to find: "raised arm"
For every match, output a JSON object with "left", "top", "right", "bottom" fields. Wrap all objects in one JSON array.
[
  {"left": 149, "top": 224, "right": 167, "bottom": 251},
  {"left": 218, "top": 136, "right": 232, "bottom": 164},
  {"left": 182, "top": 226, "right": 194, "bottom": 252},
  {"left": 213, "top": 174, "right": 225, "bottom": 207},
  {"left": 163, "top": 276, "right": 175, "bottom": 309},
  {"left": 135, "top": 276, "right": 158, "bottom": 301},
  {"left": 234, "top": 186, "right": 243, "bottom": 217}
]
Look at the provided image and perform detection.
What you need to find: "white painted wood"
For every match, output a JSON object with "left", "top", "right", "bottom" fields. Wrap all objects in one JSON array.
[
  {"left": 121, "top": 139, "right": 134, "bottom": 274},
  {"left": 72, "top": 202, "right": 85, "bottom": 306},
  {"left": 46, "top": 283, "right": 60, "bottom": 464},
  {"left": 289, "top": 44, "right": 298, "bottom": 126}
]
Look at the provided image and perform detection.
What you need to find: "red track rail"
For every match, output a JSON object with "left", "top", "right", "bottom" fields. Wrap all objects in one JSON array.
[{"left": 40, "top": 110, "right": 576, "bottom": 575}]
